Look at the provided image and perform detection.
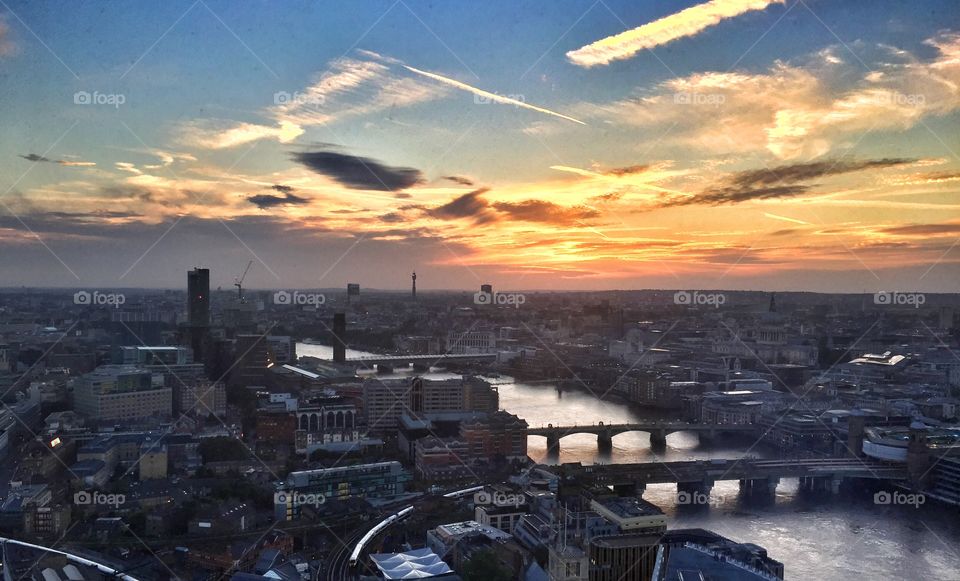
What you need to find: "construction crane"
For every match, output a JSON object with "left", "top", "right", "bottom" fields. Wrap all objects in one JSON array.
[{"left": 234, "top": 260, "right": 253, "bottom": 302}]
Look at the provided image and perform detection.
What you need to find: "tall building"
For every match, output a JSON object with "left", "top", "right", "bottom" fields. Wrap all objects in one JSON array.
[
  {"left": 231, "top": 334, "right": 271, "bottom": 388},
  {"left": 411, "top": 271, "right": 417, "bottom": 299},
  {"left": 266, "top": 335, "right": 296, "bottom": 364},
  {"left": 187, "top": 267, "right": 210, "bottom": 327},
  {"left": 187, "top": 267, "right": 210, "bottom": 362}
]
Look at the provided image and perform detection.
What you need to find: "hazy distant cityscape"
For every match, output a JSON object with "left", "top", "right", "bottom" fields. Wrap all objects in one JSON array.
[{"left": 0, "top": 275, "right": 956, "bottom": 579}]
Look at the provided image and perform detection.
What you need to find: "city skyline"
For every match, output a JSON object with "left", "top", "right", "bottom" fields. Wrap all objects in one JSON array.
[{"left": 2, "top": 0, "right": 960, "bottom": 292}]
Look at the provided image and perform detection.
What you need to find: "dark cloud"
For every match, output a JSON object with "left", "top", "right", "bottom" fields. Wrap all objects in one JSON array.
[
  {"left": 663, "top": 158, "right": 915, "bottom": 208},
  {"left": 20, "top": 153, "right": 51, "bottom": 163},
  {"left": 271, "top": 184, "right": 295, "bottom": 194},
  {"left": 19, "top": 153, "right": 94, "bottom": 167},
  {"left": 730, "top": 158, "right": 913, "bottom": 189},
  {"left": 292, "top": 150, "right": 423, "bottom": 191},
  {"left": 329, "top": 208, "right": 371, "bottom": 214},
  {"left": 590, "top": 190, "right": 627, "bottom": 203},
  {"left": 379, "top": 212, "right": 406, "bottom": 223},
  {"left": 880, "top": 222, "right": 960, "bottom": 237},
  {"left": 770, "top": 228, "right": 799, "bottom": 237},
  {"left": 248, "top": 191, "right": 310, "bottom": 209},
  {"left": 676, "top": 185, "right": 811, "bottom": 206},
  {"left": 427, "top": 189, "right": 600, "bottom": 225},
  {"left": 443, "top": 175, "right": 474, "bottom": 186},
  {"left": 605, "top": 164, "right": 649, "bottom": 176},
  {"left": 426, "top": 188, "right": 497, "bottom": 224},
  {"left": 492, "top": 200, "right": 599, "bottom": 224}
]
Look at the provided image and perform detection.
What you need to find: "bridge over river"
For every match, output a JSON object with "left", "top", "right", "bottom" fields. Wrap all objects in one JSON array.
[
  {"left": 345, "top": 352, "right": 497, "bottom": 369},
  {"left": 526, "top": 421, "right": 756, "bottom": 453},
  {"left": 552, "top": 457, "right": 909, "bottom": 496}
]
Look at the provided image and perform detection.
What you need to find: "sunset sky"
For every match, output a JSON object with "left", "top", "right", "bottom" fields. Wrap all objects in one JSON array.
[{"left": 1, "top": 0, "right": 959, "bottom": 292}]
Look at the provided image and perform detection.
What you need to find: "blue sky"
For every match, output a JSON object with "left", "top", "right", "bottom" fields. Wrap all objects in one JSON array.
[{"left": 1, "top": 0, "right": 959, "bottom": 291}]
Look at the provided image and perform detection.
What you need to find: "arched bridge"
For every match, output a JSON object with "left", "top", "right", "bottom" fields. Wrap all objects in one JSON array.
[{"left": 526, "top": 422, "right": 756, "bottom": 452}]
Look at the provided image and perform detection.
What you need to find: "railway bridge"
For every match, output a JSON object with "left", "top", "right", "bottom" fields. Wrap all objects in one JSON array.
[{"left": 551, "top": 457, "right": 909, "bottom": 497}]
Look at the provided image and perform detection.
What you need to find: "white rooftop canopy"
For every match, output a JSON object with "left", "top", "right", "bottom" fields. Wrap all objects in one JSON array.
[{"left": 369, "top": 548, "right": 453, "bottom": 579}]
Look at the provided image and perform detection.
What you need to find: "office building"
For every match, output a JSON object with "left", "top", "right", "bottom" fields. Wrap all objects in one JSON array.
[
  {"left": 653, "top": 529, "right": 784, "bottom": 580},
  {"left": 266, "top": 336, "right": 296, "bottom": 364},
  {"left": 275, "top": 461, "right": 411, "bottom": 520},
  {"left": 232, "top": 334, "right": 271, "bottom": 387},
  {"left": 73, "top": 366, "right": 172, "bottom": 422},
  {"left": 120, "top": 345, "right": 193, "bottom": 366},
  {"left": 460, "top": 411, "right": 528, "bottom": 461}
]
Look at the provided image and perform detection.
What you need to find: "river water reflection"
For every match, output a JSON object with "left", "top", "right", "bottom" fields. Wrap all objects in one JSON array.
[{"left": 296, "top": 343, "right": 960, "bottom": 579}]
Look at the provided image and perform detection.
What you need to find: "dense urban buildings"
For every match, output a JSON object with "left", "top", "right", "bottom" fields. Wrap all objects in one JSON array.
[{"left": 0, "top": 278, "right": 956, "bottom": 580}]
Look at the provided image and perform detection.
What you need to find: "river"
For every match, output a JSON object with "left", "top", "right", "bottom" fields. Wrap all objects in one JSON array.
[{"left": 297, "top": 343, "right": 960, "bottom": 579}]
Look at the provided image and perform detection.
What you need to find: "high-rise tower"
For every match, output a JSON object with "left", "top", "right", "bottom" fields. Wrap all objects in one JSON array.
[
  {"left": 411, "top": 271, "right": 417, "bottom": 300},
  {"left": 188, "top": 267, "right": 210, "bottom": 327},
  {"left": 187, "top": 267, "right": 210, "bottom": 362}
]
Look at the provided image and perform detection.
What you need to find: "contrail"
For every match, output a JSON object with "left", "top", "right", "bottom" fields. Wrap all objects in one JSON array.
[
  {"left": 402, "top": 65, "right": 586, "bottom": 125},
  {"left": 763, "top": 212, "right": 810, "bottom": 225},
  {"left": 567, "top": 0, "right": 785, "bottom": 67}
]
